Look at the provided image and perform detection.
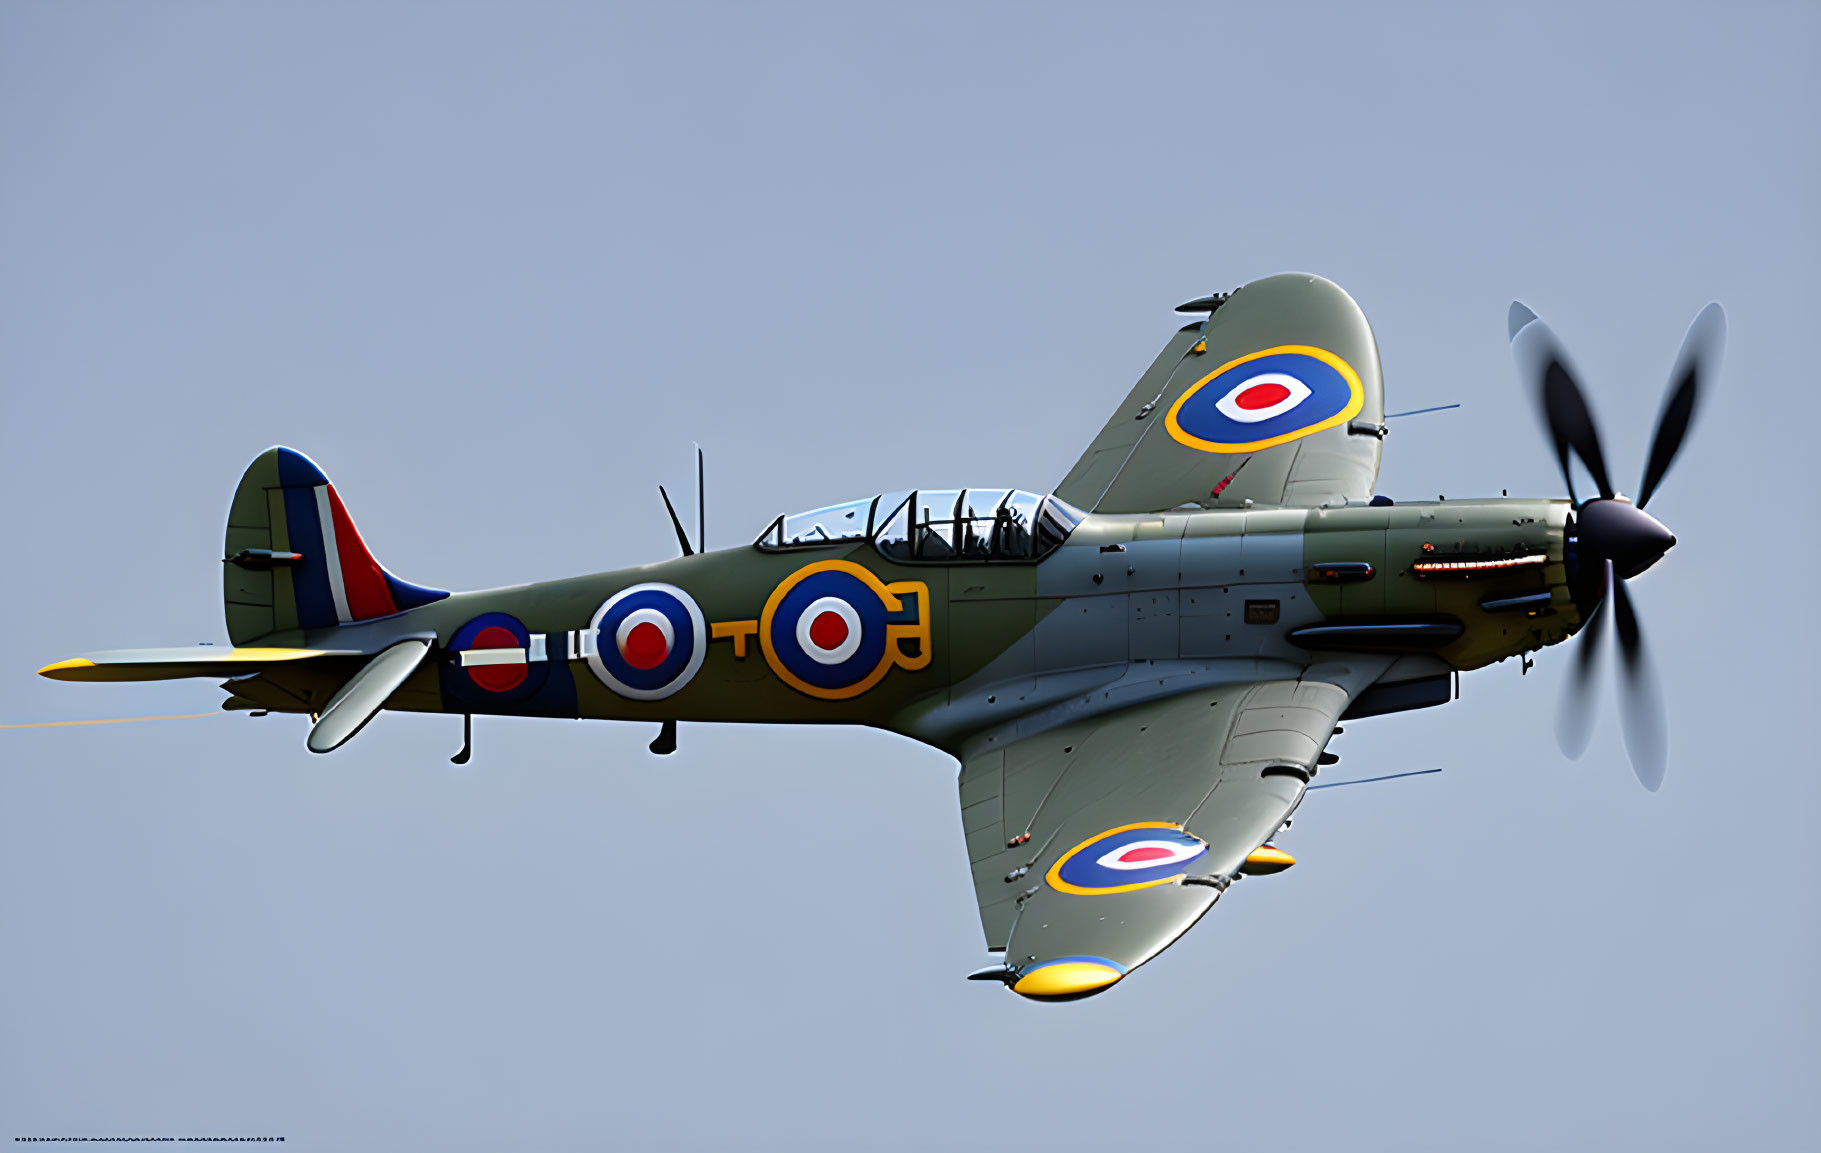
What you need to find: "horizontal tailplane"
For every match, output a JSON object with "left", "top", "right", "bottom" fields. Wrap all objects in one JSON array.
[{"left": 38, "top": 646, "right": 366, "bottom": 683}]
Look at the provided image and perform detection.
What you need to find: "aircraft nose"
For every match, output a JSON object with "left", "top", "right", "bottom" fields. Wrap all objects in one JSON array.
[{"left": 1577, "top": 498, "right": 1677, "bottom": 580}]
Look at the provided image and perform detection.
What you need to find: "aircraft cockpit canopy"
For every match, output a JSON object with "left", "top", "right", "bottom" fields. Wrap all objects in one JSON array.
[{"left": 754, "top": 489, "right": 1085, "bottom": 563}]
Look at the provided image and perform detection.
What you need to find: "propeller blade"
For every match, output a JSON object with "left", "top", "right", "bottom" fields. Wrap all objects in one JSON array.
[
  {"left": 1556, "top": 561, "right": 1610, "bottom": 760},
  {"left": 1611, "top": 579, "right": 1668, "bottom": 791},
  {"left": 1509, "top": 303, "right": 1615, "bottom": 502},
  {"left": 1637, "top": 302, "right": 1726, "bottom": 509},
  {"left": 1506, "top": 301, "right": 1538, "bottom": 340}
]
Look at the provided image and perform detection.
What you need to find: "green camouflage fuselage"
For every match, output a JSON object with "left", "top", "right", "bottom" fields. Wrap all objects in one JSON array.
[{"left": 223, "top": 497, "right": 1578, "bottom": 753}]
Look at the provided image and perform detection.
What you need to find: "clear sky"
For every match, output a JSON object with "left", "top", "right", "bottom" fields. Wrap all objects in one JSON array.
[{"left": 3, "top": 3, "right": 1816, "bottom": 1149}]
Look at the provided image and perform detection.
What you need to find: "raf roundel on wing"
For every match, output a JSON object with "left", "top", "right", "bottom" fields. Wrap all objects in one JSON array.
[
  {"left": 1166, "top": 344, "right": 1364, "bottom": 453},
  {"left": 1047, "top": 823, "right": 1210, "bottom": 895}
]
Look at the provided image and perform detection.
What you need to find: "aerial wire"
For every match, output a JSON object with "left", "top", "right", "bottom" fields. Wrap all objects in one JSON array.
[
  {"left": 1306, "top": 767, "right": 1442, "bottom": 790},
  {"left": 1384, "top": 404, "right": 1461, "bottom": 419}
]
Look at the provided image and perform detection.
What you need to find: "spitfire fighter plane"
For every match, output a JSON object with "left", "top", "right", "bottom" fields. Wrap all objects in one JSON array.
[{"left": 39, "top": 274, "right": 1723, "bottom": 1001}]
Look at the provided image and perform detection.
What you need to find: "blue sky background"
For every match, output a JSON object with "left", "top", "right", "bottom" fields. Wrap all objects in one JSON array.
[{"left": 3, "top": 3, "right": 1816, "bottom": 1149}]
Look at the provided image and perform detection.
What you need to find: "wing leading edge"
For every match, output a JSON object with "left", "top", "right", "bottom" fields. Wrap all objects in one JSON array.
[{"left": 957, "top": 678, "right": 1349, "bottom": 1000}]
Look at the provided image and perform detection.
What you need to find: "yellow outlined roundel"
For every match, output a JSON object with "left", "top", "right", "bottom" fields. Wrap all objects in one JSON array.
[
  {"left": 758, "top": 560, "right": 931, "bottom": 700},
  {"left": 1045, "top": 821, "right": 1207, "bottom": 896},
  {"left": 1164, "top": 344, "right": 1364, "bottom": 454}
]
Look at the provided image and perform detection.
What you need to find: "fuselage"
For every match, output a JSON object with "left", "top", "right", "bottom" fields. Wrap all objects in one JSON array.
[{"left": 229, "top": 495, "right": 1581, "bottom": 755}]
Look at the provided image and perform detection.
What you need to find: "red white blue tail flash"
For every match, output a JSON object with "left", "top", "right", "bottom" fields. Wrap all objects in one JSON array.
[{"left": 273, "top": 448, "right": 447, "bottom": 628}]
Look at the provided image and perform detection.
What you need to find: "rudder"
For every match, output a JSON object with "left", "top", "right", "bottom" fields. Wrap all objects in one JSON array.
[{"left": 223, "top": 447, "right": 447, "bottom": 643}]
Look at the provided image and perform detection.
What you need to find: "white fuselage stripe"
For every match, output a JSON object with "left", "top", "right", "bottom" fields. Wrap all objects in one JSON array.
[{"left": 460, "top": 648, "right": 528, "bottom": 667}]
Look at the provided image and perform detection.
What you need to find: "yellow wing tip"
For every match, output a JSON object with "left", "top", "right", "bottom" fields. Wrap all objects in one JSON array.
[
  {"left": 37, "top": 658, "right": 97, "bottom": 680},
  {"left": 1011, "top": 959, "right": 1126, "bottom": 1000}
]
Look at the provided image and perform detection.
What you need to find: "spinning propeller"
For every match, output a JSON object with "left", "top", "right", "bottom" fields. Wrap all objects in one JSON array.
[{"left": 1507, "top": 301, "right": 1726, "bottom": 790}]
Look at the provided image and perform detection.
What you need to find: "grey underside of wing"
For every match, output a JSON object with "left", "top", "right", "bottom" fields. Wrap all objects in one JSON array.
[
  {"left": 1053, "top": 273, "right": 1386, "bottom": 514},
  {"left": 957, "top": 678, "right": 1348, "bottom": 972}
]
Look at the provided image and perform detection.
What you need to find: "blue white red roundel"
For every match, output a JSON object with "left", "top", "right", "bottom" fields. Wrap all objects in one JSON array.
[
  {"left": 762, "top": 565, "right": 894, "bottom": 696},
  {"left": 1095, "top": 838, "right": 1206, "bottom": 870},
  {"left": 797, "top": 596, "right": 863, "bottom": 665},
  {"left": 1046, "top": 824, "right": 1209, "bottom": 895},
  {"left": 447, "top": 612, "right": 549, "bottom": 702},
  {"left": 1212, "top": 372, "right": 1312, "bottom": 423},
  {"left": 1165, "top": 345, "right": 1364, "bottom": 454},
  {"left": 586, "top": 583, "right": 705, "bottom": 700}
]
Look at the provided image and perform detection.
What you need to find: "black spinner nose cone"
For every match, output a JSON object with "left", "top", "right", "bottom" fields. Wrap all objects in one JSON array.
[{"left": 1577, "top": 498, "right": 1676, "bottom": 579}]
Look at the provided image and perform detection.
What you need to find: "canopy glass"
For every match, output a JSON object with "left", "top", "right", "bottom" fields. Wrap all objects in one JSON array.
[{"left": 754, "top": 489, "right": 1084, "bottom": 563}]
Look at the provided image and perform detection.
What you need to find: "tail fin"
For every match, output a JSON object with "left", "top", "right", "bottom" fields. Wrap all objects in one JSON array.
[{"left": 223, "top": 447, "right": 447, "bottom": 643}]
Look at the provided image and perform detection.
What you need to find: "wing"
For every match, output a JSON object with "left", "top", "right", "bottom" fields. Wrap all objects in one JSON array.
[
  {"left": 958, "top": 679, "right": 1348, "bottom": 999},
  {"left": 1054, "top": 274, "right": 1386, "bottom": 514}
]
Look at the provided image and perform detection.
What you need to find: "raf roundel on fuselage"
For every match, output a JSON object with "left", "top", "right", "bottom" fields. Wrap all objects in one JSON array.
[
  {"left": 761, "top": 562, "right": 911, "bottom": 700},
  {"left": 449, "top": 612, "right": 548, "bottom": 700},
  {"left": 587, "top": 583, "right": 707, "bottom": 700}
]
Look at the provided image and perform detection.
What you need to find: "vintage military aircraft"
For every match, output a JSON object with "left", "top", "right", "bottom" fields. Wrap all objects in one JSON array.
[{"left": 38, "top": 274, "right": 1723, "bottom": 1002}]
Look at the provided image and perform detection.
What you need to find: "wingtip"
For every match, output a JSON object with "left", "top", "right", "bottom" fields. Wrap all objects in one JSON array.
[
  {"left": 1009, "top": 956, "right": 1127, "bottom": 1001},
  {"left": 37, "top": 658, "right": 97, "bottom": 681}
]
